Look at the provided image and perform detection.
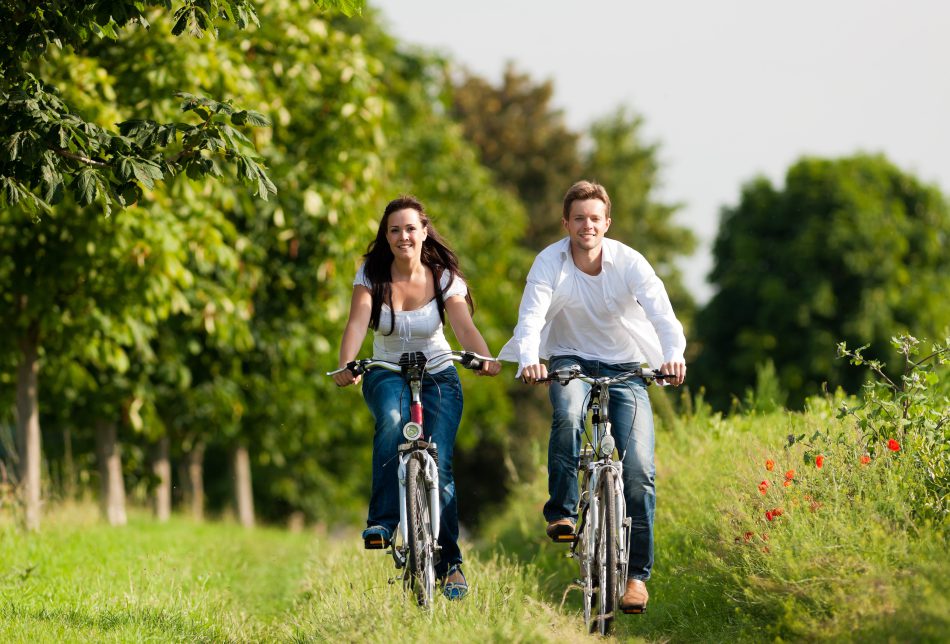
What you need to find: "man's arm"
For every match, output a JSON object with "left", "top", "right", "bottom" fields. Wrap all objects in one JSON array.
[
  {"left": 498, "top": 255, "right": 556, "bottom": 380},
  {"left": 629, "top": 255, "right": 687, "bottom": 386}
]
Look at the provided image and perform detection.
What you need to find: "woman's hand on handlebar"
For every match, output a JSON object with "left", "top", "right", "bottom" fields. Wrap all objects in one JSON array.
[
  {"left": 520, "top": 363, "right": 548, "bottom": 384},
  {"left": 332, "top": 365, "right": 360, "bottom": 387},
  {"left": 477, "top": 359, "right": 502, "bottom": 377}
]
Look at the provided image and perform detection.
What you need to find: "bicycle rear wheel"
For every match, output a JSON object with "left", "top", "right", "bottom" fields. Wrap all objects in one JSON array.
[
  {"left": 405, "top": 452, "right": 436, "bottom": 607},
  {"left": 590, "top": 468, "right": 620, "bottom": 635}
]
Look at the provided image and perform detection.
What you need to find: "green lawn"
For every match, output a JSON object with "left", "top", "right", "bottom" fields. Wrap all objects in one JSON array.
[{"left": 2, "top": 400, "right": 948, "bottom": 642}]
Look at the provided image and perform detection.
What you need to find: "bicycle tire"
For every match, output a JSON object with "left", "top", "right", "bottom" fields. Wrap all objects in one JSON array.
[
  {"left": 405, "top": 452, "right": 436, "bottom": 607},
  {"left": 591, "top": 468, "right": 619, "bottom": 635}
]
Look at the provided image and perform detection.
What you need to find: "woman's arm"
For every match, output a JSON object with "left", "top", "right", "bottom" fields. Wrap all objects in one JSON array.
[
  {"left": 332, "top": 285, "right": 372, "bottom": 387},
  {"left": 444, "top": 296, "right": 501, "bottom": 376}
]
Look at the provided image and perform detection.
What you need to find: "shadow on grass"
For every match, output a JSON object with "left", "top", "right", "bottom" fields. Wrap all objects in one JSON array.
[{"left": 1, "top": 602, "right": 228, "bottom": 642}]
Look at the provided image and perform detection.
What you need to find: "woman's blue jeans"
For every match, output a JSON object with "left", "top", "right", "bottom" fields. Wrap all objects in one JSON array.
[
  {"left": 545, "top": 355, "right": 656, "bottom": 581},
  {"left": 361, "top": 366, "right": 463, "bottom": 577}
]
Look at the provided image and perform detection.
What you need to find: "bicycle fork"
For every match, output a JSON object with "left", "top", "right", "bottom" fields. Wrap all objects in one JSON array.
[{"left": 397, "top": 378, "right": 441, "bottom": 548}]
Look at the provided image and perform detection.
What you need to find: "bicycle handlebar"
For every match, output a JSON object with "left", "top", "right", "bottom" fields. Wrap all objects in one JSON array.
[
  {"left": 538, "top": 366, "right": 672, "bottom": 387},
  {"left": 327, "top": 350, "right": 497, "bottom": 378}
]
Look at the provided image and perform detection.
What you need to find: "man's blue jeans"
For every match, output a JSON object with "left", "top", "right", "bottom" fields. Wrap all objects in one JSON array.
[
  {"left": 361, "top": 366, "right": 463, "bottom": 577},
  {"left": 545, "top": 355, "right": 656, "bottom": 581}
]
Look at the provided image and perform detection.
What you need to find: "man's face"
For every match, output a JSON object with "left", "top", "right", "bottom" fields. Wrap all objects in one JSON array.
[{"left": 563, "top": 198, "right": 610, "bottom": 252}]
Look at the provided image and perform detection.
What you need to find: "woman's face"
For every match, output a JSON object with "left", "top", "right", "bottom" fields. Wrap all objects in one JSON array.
[{"left": 386, "top": 208, "right": 427, "bottom": 261}]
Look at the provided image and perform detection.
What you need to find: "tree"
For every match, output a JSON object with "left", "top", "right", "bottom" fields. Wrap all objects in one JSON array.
[
  {"left": 451, "top": 63, "right": 582, "bottom": 248},
  {"left": 693, "top": 153, "right": 950, "bottom": 409}
]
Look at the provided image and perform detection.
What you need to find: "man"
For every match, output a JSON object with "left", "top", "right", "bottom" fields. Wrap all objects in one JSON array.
[{"left": 498, "top": 180, "right": 686, "bottom": 612}]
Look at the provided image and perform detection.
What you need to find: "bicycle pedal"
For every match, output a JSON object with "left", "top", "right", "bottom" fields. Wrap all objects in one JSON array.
[
  {"left": 622, "top": 605, "right": 647, "bottom": 615},
  {"left": 364, "top": 535, "right": 388, "bottom": 549},
  {"left": 553, "top": 533, "right": 578, "bottom": 543}
]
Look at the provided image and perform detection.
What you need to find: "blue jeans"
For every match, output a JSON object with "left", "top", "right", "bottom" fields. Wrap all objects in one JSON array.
[
  {"left": 361, "top": 366, "right": 463, "bottom": 577},
  {"left": 545, "top": 355, "right": 656, "bottom": 581}
]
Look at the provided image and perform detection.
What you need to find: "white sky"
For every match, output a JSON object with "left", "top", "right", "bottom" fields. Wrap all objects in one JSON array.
[{"left": 371, "top": 0, "right": 950, "bottom": 303}]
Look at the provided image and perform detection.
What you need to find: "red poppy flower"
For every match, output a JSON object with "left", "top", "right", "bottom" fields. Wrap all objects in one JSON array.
[
  {"left": 765, "top": 510, "right": 774, "bottom": 521},
  {"left": 765, "top": 459, "right": 775, "bottom": 471},
  {"left": 758, "top": 480, "right": 769, "bottom": 495},
  {"left": 785, "top": 469, "right": 795, "bottom": 480},
  {"left": 887, "top": 439, "right": 900, "bottom": 452},
  {"left": 860, "top": 454, "right": 871, "bottom": 465},
  {"left": 815, "top": 454, "right": 824, "bottom": 469},
  {"left": 771, "top": 508, "right": 783, "bottom": 517},
  {"left": 744, "top": 531, "right": 754, "bottom": 543},
  {"left": 783, "top": 480, "right": 792, "bottom": 487}
]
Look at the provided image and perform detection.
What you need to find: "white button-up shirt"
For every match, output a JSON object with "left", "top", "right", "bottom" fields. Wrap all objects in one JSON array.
[{"left": 498, "top": 237, "right": 686, "bottom": 377}]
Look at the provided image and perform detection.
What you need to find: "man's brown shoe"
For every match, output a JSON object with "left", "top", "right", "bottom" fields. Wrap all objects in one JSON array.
[
  {"left": 545, "top": 518, "right": 576, "bottom": 542},
  {"left": 620, "top": 579, "right": 648, "bottom": 614}
]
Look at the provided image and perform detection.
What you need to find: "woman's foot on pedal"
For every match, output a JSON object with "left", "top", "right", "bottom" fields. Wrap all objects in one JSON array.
[
  {"left": 620, "top": 579, "right": 648, "bottom": 614},
  {"left": 545, "top": 518, "right": 576, "bottom": 542},
  {"left": 441, "top": 564, "right": 468, "bottom": 600},
  {"left": 361, "top": 525, "right": 391, "bottom": 549}
]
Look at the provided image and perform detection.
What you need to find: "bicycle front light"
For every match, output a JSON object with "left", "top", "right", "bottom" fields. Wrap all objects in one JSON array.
[
  {"left": 599, "top": 434, "right": 615, "bottom": 457},
  {"left": 402, "top": 422, "right": 423, "bottom": 441}
]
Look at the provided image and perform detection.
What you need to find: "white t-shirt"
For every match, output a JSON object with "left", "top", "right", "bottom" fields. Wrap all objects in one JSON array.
[
  {"left": 547, "top": 263, "right": 642, "bottom": 363},
  {"left": 354, "top": 264, "right": 468, "bottom": 372}
]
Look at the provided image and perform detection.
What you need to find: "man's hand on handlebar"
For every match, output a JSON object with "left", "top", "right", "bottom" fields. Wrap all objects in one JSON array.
[
  {"left": 660, "top": 360, "right": 686, "bottom": 386},
  {"left": 520, "top": 363, "right": 548, "bottom": 385}
]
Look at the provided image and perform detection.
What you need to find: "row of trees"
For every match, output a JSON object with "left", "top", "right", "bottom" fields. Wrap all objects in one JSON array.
[{"left": 2, "top": 2, "right": 947, "bottom": 532}]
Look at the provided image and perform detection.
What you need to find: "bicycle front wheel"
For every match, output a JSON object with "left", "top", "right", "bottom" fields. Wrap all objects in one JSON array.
[
  {"left": 590, "top": 468, "right": 620, "bottom": 635},
  {"left": 405, "top": 452, "right": 436, "bottom": 608}
]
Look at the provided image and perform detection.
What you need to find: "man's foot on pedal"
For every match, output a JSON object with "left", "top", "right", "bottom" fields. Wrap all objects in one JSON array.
[
  {"left": 545, "top": 518, "right": 576, "bottom": 542},
  {"left": 620, "top": 578, "right": 648, "bottom": 614},
  {"left": 361, "top": 525, "right": 391, "bottom": 549},
  {"left": 441, "top": 564, "right": 468, "bottom": 600}
]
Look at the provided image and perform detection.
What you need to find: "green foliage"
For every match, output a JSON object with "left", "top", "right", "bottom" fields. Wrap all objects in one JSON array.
[
  {"left": 694, "top": 153, "right": 950, "bottom": 408},
  {"left": 451, "top": 63, "right": 582, "bottom": 248},
  {"left": 836, "top": 335, "right": 950, "bottom": 525}
]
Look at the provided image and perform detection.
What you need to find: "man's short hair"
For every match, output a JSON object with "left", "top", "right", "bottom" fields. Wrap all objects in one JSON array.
[{"left": 562, "top": 180, "right": 611, "bottom": 220}]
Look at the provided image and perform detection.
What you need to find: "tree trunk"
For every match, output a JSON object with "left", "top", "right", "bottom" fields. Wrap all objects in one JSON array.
[
  {"left": 95, "top": 419, "right": 127, "bottom": 526},
  {"left": 151, "top": 436, "right": 172, "bottom": 522},
  {"left": 231, "top": 444, "right": 254, "bottom": 528},
  {"left": 187, "top": 443, "right": 205, "bottom": 521},
  {"left": 15, "top": 324, "right": 42, "bottom": 531},
  {"left": 62, "top": 427, "right": 76, "bottom": 500}
]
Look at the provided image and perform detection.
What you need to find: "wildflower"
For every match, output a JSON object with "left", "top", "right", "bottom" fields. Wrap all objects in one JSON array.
[
  {"left": 784, "top": 469, "right": 795, "bottom": 481},
  {"left": 771, "top": 508, "right": 783, "bottom": 517},
  {"left": 815, "top": 454, "right": 824, "bottom": 469},
  {"left": 765, "top": 459, "right": 775, "bottom": 471},
  {"left": 783, "top": 480, "right": 792, "bottom": 487},
  {"left": 758, "top": 480, "right": 769, "bottom": 495},
  {"left": 762, "top": 546, "right": 770, "bottom": 554},
  {"left": 887, "top": 439, "right": 901, "bottom": 452},
  {"left": 765, "top": 511, "right": 774, "bottom": 521},
  {"left": 860, "top": 454, "right": 871, "bottom": 465},
  {"left": 744, "top": 531, "right": 754, "bottom": 543}
]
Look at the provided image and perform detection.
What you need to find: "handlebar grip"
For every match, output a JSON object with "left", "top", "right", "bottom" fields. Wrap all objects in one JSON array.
[{"left": 347, "top": 361, "right": 365, "bottom": 376}]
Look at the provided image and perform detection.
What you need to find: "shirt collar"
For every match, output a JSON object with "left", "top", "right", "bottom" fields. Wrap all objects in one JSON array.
[{"left": 557, "top": 236, "right": 615, "bottom": 266}]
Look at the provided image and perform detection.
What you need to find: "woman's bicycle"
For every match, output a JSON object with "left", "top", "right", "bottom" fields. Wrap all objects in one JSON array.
[
  {"left": 539, "top": 365, "right": 670, "bottom": 635},
  {"left": 328, "top": 350, "right": 494, "bottom": 608}
]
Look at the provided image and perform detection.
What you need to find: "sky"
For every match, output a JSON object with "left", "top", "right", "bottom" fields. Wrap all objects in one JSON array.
[{"left": 371, "top": 0, "right": 950, "bottom": 303}]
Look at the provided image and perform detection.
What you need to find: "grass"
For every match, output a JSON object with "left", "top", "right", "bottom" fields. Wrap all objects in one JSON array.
[{"left": 1, "top": 398, "right": 948, "bottom": 642}]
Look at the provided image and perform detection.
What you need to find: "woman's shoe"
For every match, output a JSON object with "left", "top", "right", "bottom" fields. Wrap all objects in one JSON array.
[
  {"left": 361, "top": 525, "right": 391, "bottom": 549},
  {"left": 441, "top": 564, "right": 468, "bottom": 600}
]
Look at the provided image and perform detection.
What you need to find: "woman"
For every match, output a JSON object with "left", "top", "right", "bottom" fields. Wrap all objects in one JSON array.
[{"left": 332, "top": 195, "right": 501, "bottom": 600}]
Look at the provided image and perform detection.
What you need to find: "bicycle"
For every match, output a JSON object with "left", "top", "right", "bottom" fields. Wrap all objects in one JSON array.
[
  {"left": 538, "top": 365, "right": 671, "bottom": 635},
  {"left": 328, "top": 349, "right": 495, "bottom": 608}
]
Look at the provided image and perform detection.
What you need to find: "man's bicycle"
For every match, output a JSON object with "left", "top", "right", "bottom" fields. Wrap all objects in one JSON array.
[
  {"left": 539, "top": 365, "right": 670, "bottom": 635},
  {"left": 328, "top": 350, "right": 494, "bottom": 608}
]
